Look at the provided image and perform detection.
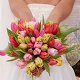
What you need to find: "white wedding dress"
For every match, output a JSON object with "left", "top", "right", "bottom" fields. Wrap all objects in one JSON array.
[{"left": 1, "top": 0, "right": 80, "bottom": 80}]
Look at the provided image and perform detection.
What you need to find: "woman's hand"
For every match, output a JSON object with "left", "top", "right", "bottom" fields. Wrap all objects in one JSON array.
[
  {"left": 9, "top": 0, "right": 33, "bottom": 21},
  {"left": 47, "top": 0, "right": 75, "bottom": 24}
]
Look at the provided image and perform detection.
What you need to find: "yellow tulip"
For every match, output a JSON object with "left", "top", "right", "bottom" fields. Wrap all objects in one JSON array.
[
  {"left": 26, "top": 62, "right": 36, "bottom": 71},
  {"left": 42, "top": 34, "right": 51, "bottom": 43},
  {"left": 35, "top": 57, "right": 43, "bottom": 67},
  {"left": 36, "top": 36, "right": 42, "bottom": 42},
  {"left": 19, "top": 43, "right": 27, "bottom": 49},
  {"left": 18, "top": 35, "right": 25, "bottom": 43},
  {"left": 41, "top": 44, "right": 48, "bottom": 51},
  {"left": 56, "top": 57, "right": 62, "bottom": 66},
  {"left": 25, "top": 36, "right": 30, "bottom": 43}
]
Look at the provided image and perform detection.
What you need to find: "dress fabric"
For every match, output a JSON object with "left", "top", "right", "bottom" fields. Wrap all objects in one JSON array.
[{"left": 0, "top": 0, "right": 79, "bottom": 80}]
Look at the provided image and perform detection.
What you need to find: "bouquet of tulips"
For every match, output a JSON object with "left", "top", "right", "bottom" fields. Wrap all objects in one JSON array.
[{"left": 1, "top": 17, "right": 80, "bottom": 79}]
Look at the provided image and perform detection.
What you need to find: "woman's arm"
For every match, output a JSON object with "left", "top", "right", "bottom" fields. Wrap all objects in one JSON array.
[
  {"left": 48, "top": 0, "right": 75, "bottom": 23},
  {"left": 9, "top": 0, "right": 33, "bottom": 21}
]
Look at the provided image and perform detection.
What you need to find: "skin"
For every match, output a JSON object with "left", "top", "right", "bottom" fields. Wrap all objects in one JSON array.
[{"left": 9, "top": 0, "right": 75, "bottom": 23}]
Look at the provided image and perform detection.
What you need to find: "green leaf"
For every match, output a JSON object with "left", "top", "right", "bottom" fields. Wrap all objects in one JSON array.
[
  {"left": 43, "top": 61, "right": 50, "bottom": 76},
  {"left": 7, "top": 28, "right": 19, "bottom": 43},
  {"left": 38, "top": 21, "right": 41, "bottom": 32},
  {"left": 7, "top": 57, "right": 18, "bottom": 62},
  {"left": 7, "top": 28, "right": 18, "bottom": 37},
  {"left": 57, "top": 27, "right": 80, "bottom": 40},
  {"left": 15, "top": 49, "right": 26, "bottom": 54},
  {"left": 42, "top": 15, "right": 45, "bottom": 26},
  {"left": 51, "top": 54, "right": 61, "bottom": 59},
  {"left": 13, "top": 49, "right": 24, "bottom": 59}
]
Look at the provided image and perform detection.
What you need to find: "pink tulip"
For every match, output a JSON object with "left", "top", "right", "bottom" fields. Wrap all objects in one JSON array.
[
  {"left": 19, "top": 19, "right": 25, "bottom": 24},
  {"left": 23, "top": 53, "right": 32, "bottom": 62},
  {"left": 54, "top": 39, "right": 62, "bottom": 50},
  {"left": 48, "top": 48, "right": 58, "bottom": 56},
  {"left": 52, "top": 23, "right": 59, "bottom": 35},
  {"left": 34, "top": 22, "right": 39, "bottom": 29},
  {"left": 11, "top": 22, "right": 18, "bottom": 32},
  {"left": 40, "top": 30, "right": 45, "bottom": 36},
  {"left": 0, "top": 50, "right": 6, "bottom": 56},
  {"left": 19, "top": 30, "right": 27, "bottom": 37},
  {"left": 33, "top": 29, "right": 40, "bottom": 37},
  {"left": 16, "top": 59, "right": 26, "bottom": 69},
  {"left": 31, "top": 37, "right": 36, "bottom": 43},
  {"left": 28, "top": 49, "right": 33, "bottom": 54},
  {"left": 9, "top": 36, "right": 19, "bottom": 47},
  {"left": 34, "top": 42, "right": 42, "bottom": 48},
  {"left": 33, "top": 48, "right": 41, "bottom": 55},
  {"left": 48, "top": 58, "right": 58, "bottom": 66}
]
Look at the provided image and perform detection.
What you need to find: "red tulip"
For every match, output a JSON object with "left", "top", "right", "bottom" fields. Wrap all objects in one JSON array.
[
  {"left": 31, "top": 67, "right": 39, "bottom": 76},
  {"left": 0, "top": 50, "right": 6, "bottom": 56},
  {"left": 48, "top": 58, "right": 58, "bottom": 66},
  {"left": 44, "top": 23, "right": 53, "bottom": 34},
  {"left": 18, "top": 24, "right": 26, "bottom": 31},
  {"left": 9, "top": 51, "right": 18, "bottom": 57},
  {"left": 39, "top": 52, "right": 49, "bottom": 59},
  {"left": 58, "top": 46, "right": 66, "bottom": 54},
  {"left": 48, "top": 39, "right": 55, "bottom": 47},
  {"left": 27, "top": 42, "right": 34, "bottom": 48},
  {"left": 52, "top": 23, "right": 59, "bottom": 35},
  {"left": 9, "top": 36, "right": 19, "bottom": 47}
]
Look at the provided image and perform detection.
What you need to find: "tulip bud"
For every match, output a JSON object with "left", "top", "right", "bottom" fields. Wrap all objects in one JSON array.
[
  {"left": 41, "top": 44, "right": 48, "bottom": 51},
  {"left": 16, "top": 59, "right": 26, "bottom": 69},
  {"left": 23, "top": 53, "right": 32, "bottom": 62},
  {"left": 36, "top": 36, "right": 42, "bottom": 42},
  {"left": 9, "top": 36, "right": 19, "bottom": 47},
  {"left": 25, "top": 36, "right": 30, "bottom": 43},
  {"left": 9, "top": 51, "right": 18, "bottom": 57},
  {"left": 19, "top": 30, "right": 27, "bottom": 37},
  {"left": 48, "top": 58, "right": 58, "bottom": 66},
  {"left": 39, "top": 52, "right": 49, "bottom": 59},
  {"left": 0, "top": 50, "right": 6, "bottom": 56},
  {"left": 34, "top": 42, "right": 42, "bottom": 49},
  {"left": 26, "top": 62, "right": 36, "bottom": 71},
  {"left": 28, "top": 49, "right": 33, "bottom": 54},
  {"left": 56, "top": 58, "right": 62, "bottom": 66},
  {"left": 48, "top": 48, "right": 58, "bottom": 56},
  {"left": 35, "top": 57, "right": 43, "bottom": 67},
  {"left": 11, "top": 22, "right": 18, "bottom": 32},
  {"left": 52, "top": 23, "right": 59, "bottom": 35},
  {"left": 19, "top": 43, "right": 27, "bottom": 49},
  {"left": 27, "top": 42, "right": 34, "bottom": 48},
  {"left": 31, "top": 37, "right": 36, "bottom": 43},
  {"left": 18, "top": 35, "right": 25, "bottom": 43},
  {"left": 33, "top": 48, "right": 41, "bottom": 55},
  {"left": 42, "top": 34, "right": 51, "bottom": 43},
  {"left": 48, "top": 39, "right": 55, "bottom": 47}
]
